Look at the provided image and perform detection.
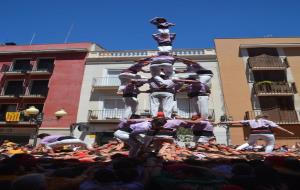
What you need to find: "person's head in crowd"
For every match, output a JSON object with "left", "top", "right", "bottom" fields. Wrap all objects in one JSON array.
[
  {"left": 191, "top": 114, "right": 200, "bottom": 121},
  {"left": 232, "top": 163, "right": 254, "bottom": 176},
  {"left": 37, "top": 133, "right": 50, "bottom": 139},
  {"left": 130, "top": 114, "right": 141, "bottom": 119},
  {"left": 113, "top": 157, "right": 139, "bottom": 170},
  {"left": 115, "top": 168, "right": 139, "bottom": 183},
  {"left": 151, "top": 117, "right": 167, "bottom": 130},
  {"left": 93, "top": 168, "right": 117, "bottom": 184},
  {"left": 11, "top": 173, "right": 46, "bottom": 190},
  {"left": 156, "top": 111, "right": 165, "bottom": 118}
]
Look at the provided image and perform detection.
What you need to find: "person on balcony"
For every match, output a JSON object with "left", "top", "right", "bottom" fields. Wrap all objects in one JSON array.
[{"left": 224, "top": 114, "right": 295, "bottom": 153}]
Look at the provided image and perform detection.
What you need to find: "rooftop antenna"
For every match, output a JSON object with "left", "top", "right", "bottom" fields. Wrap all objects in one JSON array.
[
  {"left": 64, "top": 23, "right": 74, "bottom": 43},
  {"left": 30, "top": 32, "right": 36, "bottom": 45}
]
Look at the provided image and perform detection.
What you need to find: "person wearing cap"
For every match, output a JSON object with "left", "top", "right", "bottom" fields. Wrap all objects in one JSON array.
[
  {"left": 186, "top": 115, "right": 217, "bottom": 144},
  {"left": 225, "top": 114, "right": 295, "bottom": 153},
  {"left": 150, "top": 17, "right": 175, "bottom": 34}
]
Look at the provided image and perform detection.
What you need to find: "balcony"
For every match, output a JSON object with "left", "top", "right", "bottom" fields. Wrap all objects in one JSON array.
[
  {"left": 27, "top": 67, "right": 53, "bottom": 76},
  {"left": 20, "top": 88, "right": 48, "bottom": 99},
  {"left": 0, "top": 89, "right": 24, "bottom": 99},
  {"left": 1, "top": 64, "right": 27, "bottom": 76},
  {"left": 245, "top": 110, "right": 299, "bottom": 124},
  {"left": 92, "top": 77, "right": 120, "bottom": 90},
  {"left": 253, "top": 81, "right": 294, "bottom": 96},
  {"left": 88, "top": 109, "right": 215, "bottom": 122},
  {"left": 248, "top": 54, "right": 288, "bottom": 70}
]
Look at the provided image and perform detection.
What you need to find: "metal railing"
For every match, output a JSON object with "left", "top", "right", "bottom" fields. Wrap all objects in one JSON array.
[
  {"left": 0, "top": 88, "right": 24, "bottom": 97},
  {"left": 88, "top": 49, "right": 216, "bottom": 58},
  {"left": 245, "top": 110, "right": 299, "bottom": 124},
  {"left": 177, "top": 109, "right": 215, "bottom": 121},
  {"left": 22, "top": 88, "right": 48, "bottom": 97},
  {"left": 253, "top": 82, "right": 294, "bottom": 96},
  {"left": 248, "top": 54, "right": 288, "bottom": 70},
  {"left": 92, "top": 77, "right": 120, "bottom": 87},
  {"left": 88, "top": 109, "right": 215, "bottom": 121}
]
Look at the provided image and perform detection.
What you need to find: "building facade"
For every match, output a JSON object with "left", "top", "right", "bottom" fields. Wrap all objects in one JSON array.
[
  {"left": 0, "top": 42, "right": 95, "bottom": 143},
  {"left": 215, "top": 37, "right": 300, "bottom": 145},
  {"left": 76, "top": 48, "right": 228, "bottom": 144}
]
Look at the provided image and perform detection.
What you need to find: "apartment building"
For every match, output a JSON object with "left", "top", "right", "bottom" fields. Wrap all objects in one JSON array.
[
  {"left": 0, "top": 42, "right": 96, "bottom": 143},
  {"left": 215, "top": 38, "right": 300, "bottom": 145},
  {"left": 76, "top": 48, "right": 228, "bottom": 144}
]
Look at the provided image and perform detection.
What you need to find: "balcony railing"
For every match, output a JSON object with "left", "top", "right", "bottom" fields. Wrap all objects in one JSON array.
[
  {"left": 88, "top": 109, "right": 215, "bottom": 121},
  {"left": 27, "top": 67, "right": 53, "bottom": 75},
  {"left": 20, "top": 88, "right": 48, "bottom": 98},
  {"left": 0, "top": 89, "right": 24, "bottom": 98},
  {"left": 88, "top": 49, "right": 216, "bottom": 58},
  {"left": 253, "top": 81, "right": 294, "bottom": 96},
  {"left": 92, "top": 77, "right": 120, "bottom": 88},
  {"left": 248, "top": 54, "right": 288, "bottom": 70},
  {"left": 245, "top": 110, "right": 299, "bottom": 124}
]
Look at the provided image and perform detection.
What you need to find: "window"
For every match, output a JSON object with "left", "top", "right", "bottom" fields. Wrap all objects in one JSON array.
[
  {"left": 0, "top": 104, "right": 17, "bottom": 121},
  {"left": 36, "top": 59, "right": 54, "bottom": 72},
  {"left": 29, "top": 80, "right": 49, "bottom": 96},
  {"left": 13, "top": 59, "right": 31, "bottom": 71},
  {"left": 106, "top": 69, "right": 123, "bottom": 76},
  {"left": 102, "top": 98, "right": 125, "bottom": 119},
  {"left": 176, "top": 98, "right": 191, "bottom": 118},
  {"left": 4, "top": 81, "right": 24, "bottom": 96},
  {"left": 247, "top": 48, "right": 278, "bottom": 57}
]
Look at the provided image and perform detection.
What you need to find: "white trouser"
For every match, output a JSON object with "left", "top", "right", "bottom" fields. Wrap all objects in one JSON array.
[
  {"left": 190, "top": 95, "right": 209, "bottom": 119},
  {"left": 158, "top": 46, "right": 172, "bottom": 52},
  {"left": 158, "top": 29, "right": 169, "bottom": 34},
  {"left": 47, "top": 139, "right": 88, "bottom": 149},
  {"left": 199, "top": 74, "right": 213, "bottom": 89},
  {"left": 123, "top": 97, "right": 138, "bottom": 119},
  {"left": 236, "top": 134, "right": 275, "bottom": 153},
  {"left": 193, "top": 136, "right": 212, "bottom": 143},
  {"left": 114, "top": 130, "right": 145, "bottom": 157},
  {"left": 114, "top": 130, "right": 130, "bottom": 143},
  {"left": 173, "top": 72, "right": 198, "bottom": 79},
  {"left": 118, "top": 73, "right": 141, "bottom": 93},
  {"left": 150, "top": 63, "right": 173, "bottom": 78},
  {"left": 150, "top": 92, "right": 174, "bottom": 118}
]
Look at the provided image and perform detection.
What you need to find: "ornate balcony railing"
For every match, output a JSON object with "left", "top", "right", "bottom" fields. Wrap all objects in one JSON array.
[
  {"left": 248, "top": 54, "right": 288, "bottom": 70},
  {"left": 88, "top": 49, "right": 216, "bottom": 58},
  {"left": 92, "top": 77, "right": 120, "bottom": 88},
  {"left": 245, "top": 110, "right": 299, "bottom": 124},
  {"left": 20, "top": 88, "right": 48, "bottom": 98},
  {"left": 253, "top": 81, "right": 294, "bottom": 96}
]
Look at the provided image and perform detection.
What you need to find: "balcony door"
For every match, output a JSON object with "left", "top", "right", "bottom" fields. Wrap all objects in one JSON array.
[
  {"left": 4, "top": 81, "right": 24, "bottom": 96},
  {"left": 102, "top": 69, "right": 122, "bottom": 86},
  {"left": 176, "top": 98, "right": 191, "bottom": 118},
  {"left": 102, "top": 98, "right": 125, "bottom": 119},
  {"left": 259, "top": 96, "right": 297, "bottom": 122}
]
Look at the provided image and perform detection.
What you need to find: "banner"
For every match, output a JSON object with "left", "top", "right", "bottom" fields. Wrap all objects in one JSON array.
[{"left": 5, "top": 112, "right": 21, "bottom": 122}]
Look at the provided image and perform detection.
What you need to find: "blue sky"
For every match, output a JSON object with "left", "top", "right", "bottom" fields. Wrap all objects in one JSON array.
[{"left": 1, "top": 0, "right": 299, "bottom": 50}]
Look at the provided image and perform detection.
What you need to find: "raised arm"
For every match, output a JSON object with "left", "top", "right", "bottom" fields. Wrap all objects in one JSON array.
[{"left": 275, "top": 126, "right": 295, "bottom": 135}]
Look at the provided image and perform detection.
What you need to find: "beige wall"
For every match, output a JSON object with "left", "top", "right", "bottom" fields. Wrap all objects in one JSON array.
[{"left": 215, "top": 38, "right": 300, "bottom": 145}]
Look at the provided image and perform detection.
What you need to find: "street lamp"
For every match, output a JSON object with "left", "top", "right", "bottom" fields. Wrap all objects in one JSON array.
[
  {"left": 54, "top": 109, "right": 68, "bottom": 119},
  {"left": 25, "top": 106, "right": 40, "bottom": 123}
]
